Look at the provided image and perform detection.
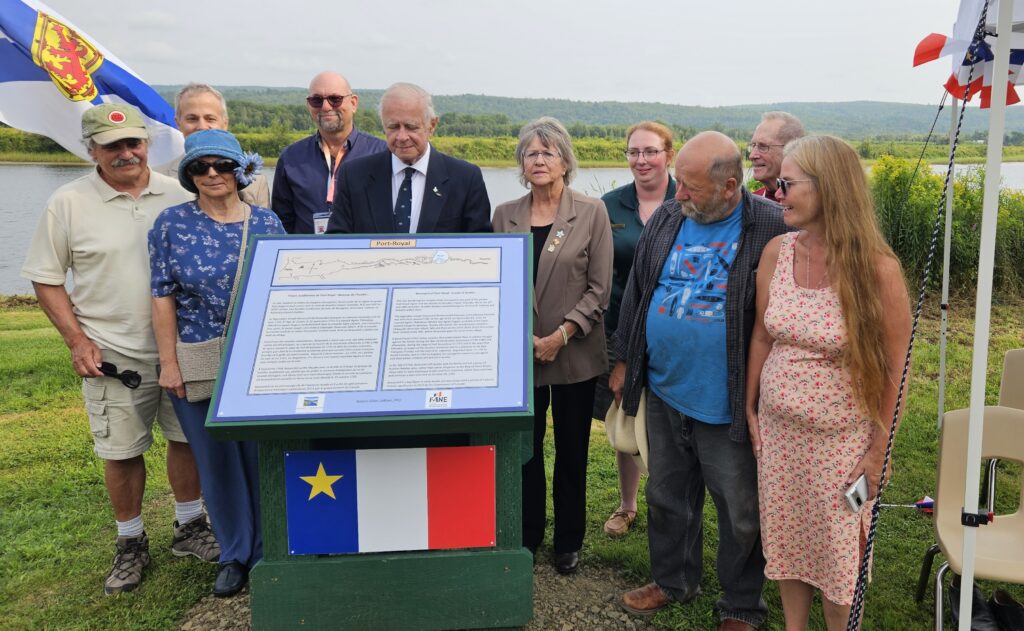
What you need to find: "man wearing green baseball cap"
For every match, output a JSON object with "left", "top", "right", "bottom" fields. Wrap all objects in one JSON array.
[{"left": 22, "top": 103, "right": 220, "bottom": 595}]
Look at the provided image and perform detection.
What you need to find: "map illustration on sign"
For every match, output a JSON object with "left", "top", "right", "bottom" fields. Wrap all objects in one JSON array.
[{"left": 274, "top": 248, "right": 501, "bottom": 285}]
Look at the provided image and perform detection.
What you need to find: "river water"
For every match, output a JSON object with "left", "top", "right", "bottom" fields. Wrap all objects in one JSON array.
[
  {"left": 2, "top": 161, "right": 1020, "bottom": 295},
  {"left": 0, "top": 165, "right": 633, "bottom": 294}
]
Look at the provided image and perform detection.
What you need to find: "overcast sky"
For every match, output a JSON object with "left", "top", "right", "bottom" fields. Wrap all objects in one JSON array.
[{"left": 44, "top": 0, "right": 962, "bottom": 107}]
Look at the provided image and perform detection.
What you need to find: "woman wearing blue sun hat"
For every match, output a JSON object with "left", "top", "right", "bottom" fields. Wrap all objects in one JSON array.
[{"left": 148, "top": 128, "right": 284, "bottom": 597}]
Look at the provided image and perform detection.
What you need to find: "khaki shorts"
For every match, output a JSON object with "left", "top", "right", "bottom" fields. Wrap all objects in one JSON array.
[{"left": 82, "top": 348, "right": 186, "bottom": 460}]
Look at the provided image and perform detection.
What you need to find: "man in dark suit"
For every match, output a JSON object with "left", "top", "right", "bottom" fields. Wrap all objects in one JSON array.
[{"left": 326, "top": 82, "right": 492, "bottom": 234}]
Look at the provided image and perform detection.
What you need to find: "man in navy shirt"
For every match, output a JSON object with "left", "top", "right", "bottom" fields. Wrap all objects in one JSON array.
[{"left": 271, "top": 71, "right": 387, "bottom": 234}]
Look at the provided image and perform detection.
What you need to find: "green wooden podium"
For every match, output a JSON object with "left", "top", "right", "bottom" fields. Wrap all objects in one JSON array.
[
  {"left": 210, "top": 416, "right": 533, "bottom": 630},
  {"left": 206, "top": 234, "right": 535, "bottom": 630}
]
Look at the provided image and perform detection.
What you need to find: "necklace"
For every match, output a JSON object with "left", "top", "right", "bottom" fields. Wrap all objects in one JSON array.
[{"left": 803, "top": 233, "right": 828, "bottom": 289}]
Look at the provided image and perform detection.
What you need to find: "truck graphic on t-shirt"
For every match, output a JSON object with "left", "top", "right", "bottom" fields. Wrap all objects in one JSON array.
[{"left": 657, "top": 240, "right": 737, "bottom": 323}]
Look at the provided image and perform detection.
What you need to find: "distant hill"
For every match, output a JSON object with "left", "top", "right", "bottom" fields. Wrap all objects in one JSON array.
[{"left": 154, "top": 85, "right": 1020, "bottom": 139}]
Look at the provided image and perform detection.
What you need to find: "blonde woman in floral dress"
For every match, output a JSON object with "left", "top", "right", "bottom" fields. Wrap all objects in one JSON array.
[{"left": 744, "top": 135, "right": 911, "bottom": 631}]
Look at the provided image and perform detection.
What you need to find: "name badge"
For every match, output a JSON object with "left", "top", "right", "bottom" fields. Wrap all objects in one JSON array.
[{"left": 313, "top": 212, "right": 332, "bottom": 235}]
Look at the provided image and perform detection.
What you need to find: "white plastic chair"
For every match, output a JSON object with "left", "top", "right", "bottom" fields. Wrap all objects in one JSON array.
[{"left": 916, "top": 406, "right": 1024, "bottom": 631}]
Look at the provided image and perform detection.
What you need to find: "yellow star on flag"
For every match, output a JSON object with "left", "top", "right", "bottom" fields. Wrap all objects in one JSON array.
[{"left": 300, "top": 462, "right": 343, "bottom": 500}]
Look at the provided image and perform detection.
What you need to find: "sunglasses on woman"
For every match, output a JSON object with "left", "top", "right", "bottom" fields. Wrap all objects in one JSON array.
[
  {"left": 775, "top": 177, "right": 813, "bottom": 196},
  {"left": 185, "top": 159, "right": 239, "bottom": 177}
]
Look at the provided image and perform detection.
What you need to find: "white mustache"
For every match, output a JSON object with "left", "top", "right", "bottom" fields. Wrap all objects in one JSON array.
[{"left": 111, "top": 157, "right": 141, "bottom": 167}]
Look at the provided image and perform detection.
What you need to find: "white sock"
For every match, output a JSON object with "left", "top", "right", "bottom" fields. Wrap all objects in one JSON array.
[
  {"left": 175, "top": 499, "right": 204, "bottom": 525},
  {"left": 116, "top": 514, "right": 144, "bottom": 538}
]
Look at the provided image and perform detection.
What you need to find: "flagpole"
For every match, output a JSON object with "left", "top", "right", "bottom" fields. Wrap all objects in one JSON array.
[
  {"left": 956, "top": 0, "right": 1011, "bottom": 628},
  {"left": 937, "top": 97, "right": 957, "bottom": 431}
]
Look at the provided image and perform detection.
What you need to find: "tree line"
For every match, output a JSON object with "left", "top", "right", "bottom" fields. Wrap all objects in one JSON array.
[{"left": 152, "top": 86, "right": 1024, "bottom": 138}]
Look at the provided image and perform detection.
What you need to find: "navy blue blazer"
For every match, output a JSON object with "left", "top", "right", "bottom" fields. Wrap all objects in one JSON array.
[{"left": 326, "top": 147, "right": 493, "bottom": 234}]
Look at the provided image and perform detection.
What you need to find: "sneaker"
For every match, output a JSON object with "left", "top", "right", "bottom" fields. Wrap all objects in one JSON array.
[
  {"left": 104, "top": 533, "right": 151, "bottom": 595},
  {"left": 171, "top": 516, "right": 220, "bottom": 562}
]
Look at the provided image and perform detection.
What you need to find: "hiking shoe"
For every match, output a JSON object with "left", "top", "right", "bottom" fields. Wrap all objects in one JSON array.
[
  {"left": 104, "top": 533, "right": 150, "bottom": 595},
  {"left": 170, "top": 516, "right": 220, "bottom": 562}
]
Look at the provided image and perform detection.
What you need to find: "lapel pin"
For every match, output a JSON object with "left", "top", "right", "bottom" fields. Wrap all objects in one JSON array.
[
  {"left": 553, "top": 238, "right": 561, "bottom": 245},
  {"left": 555, "top": 229, "right": 565, "bottom": 239},
  {"left": 547, "top": 244, "right": 555, "bottom": 252},
  {"left": 433, "top": 186, "right": 441, "bottom": 197}
]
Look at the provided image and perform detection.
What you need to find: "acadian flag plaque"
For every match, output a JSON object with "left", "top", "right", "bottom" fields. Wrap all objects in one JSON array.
[{"left": 284, "top": 446, "right": 496, "bottom": 555}]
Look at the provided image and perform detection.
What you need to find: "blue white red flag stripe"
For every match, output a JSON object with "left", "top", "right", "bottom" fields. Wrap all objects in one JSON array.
[
  {"left": 0, "top": 0, "right": 183, "bottom": 165},
  {"left": 284, "top": 446, "right": 496, "bottom": 555},
  {"left": 913, "top": 33, "right": 957, "bottom": 67},
  {"left": 426, "top": 446, "right": 499, "bottom": 550},
  {"left": 912, "top": 1, "right": 1024, "bottom": 109}
]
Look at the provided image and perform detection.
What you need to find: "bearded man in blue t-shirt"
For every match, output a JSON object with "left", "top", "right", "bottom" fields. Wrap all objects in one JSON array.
[{"left": 609, "top": 131, "right": 789, "bottom": 631}]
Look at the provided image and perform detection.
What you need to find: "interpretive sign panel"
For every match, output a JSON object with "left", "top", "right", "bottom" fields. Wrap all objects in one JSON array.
[{"left": 208, "top": 234, "right": 530, "bottom": 427}]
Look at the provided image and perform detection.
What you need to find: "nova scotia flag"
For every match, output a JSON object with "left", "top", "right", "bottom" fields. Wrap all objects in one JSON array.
[{"left": 0, "top": 0, "right": 183, "bottom": 166}]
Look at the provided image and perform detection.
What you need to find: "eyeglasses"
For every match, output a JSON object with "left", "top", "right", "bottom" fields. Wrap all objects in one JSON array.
[
  {"left": 624, "top": 148, "right": 666, "bottom": 160},
  {"left": 747, "top": 141, "right": 785, "bottom": 155},
  {"left": 524, "top": 150, "right": 561, "bottom": 163},
  {"left": 306, "top": 94, "right": 352, "bottom": 108},
  {"left": 99, "top": 138, "right": 144, "bottom": 152},
  {"left": 775, "top": 177, "right": 813, "bottom": 196},
  {"left": 185, "top": 159, "right": 239, "bottom": 177},
  {"left": 99, "top": 362, "right": 142, "bottom": 389}
]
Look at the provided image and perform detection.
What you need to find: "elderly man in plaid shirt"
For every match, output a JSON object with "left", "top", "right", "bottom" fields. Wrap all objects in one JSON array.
[{"left": 609, "top": 131, "right": 789, "bottom": 631}]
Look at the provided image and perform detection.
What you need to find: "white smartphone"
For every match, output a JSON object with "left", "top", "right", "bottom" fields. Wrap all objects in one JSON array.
[{"left": 844, "top": 475, "right": 869, "bottom": 513}]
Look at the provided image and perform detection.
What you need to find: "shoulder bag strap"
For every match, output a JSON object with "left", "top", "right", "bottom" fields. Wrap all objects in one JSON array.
[{"left": 221, "top": 205, "right": 251, "bottom": 344}]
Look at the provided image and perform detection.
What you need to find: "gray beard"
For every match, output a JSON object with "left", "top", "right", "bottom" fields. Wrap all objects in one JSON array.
[
  {"left": 679, "top": 199, "right": 733, "bottom": 224},
  {"left": 317, "top": 114, "right": 345, "bottom": 133}
]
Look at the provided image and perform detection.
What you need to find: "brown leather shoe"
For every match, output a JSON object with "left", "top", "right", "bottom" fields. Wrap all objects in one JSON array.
[
  {"left": 603, "top": 509, "right": 637, "bottom": 537},
  {"left": 622, "top": 582, "right": 674, "bottom": 616},
  {"left": 718, "top": 619, "right": 756, "bottom": 631}
]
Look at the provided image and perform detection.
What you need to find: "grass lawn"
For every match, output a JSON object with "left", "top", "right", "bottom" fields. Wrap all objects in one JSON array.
[{"left": 1, "top": 295, "right": 1022, "bottom": 629}]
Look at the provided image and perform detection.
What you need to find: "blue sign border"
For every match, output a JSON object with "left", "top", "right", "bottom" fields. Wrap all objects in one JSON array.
[{"left": 207, "top": 234, "right": 531, "bottom": 426}]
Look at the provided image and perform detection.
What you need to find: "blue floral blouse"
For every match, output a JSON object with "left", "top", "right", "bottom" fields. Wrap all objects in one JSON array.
[{"left": 149, "top": 201, "right": 285, "bottom": 343}]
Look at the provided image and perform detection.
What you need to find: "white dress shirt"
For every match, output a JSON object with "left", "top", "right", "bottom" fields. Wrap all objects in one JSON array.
[{"left": 390, "top": 144, "right": 431, "bottom": 233}]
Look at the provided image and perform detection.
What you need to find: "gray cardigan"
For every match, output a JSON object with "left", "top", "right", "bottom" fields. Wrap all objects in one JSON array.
[{"left": 609, "top": 187, "right": 788, "bottom": 442}]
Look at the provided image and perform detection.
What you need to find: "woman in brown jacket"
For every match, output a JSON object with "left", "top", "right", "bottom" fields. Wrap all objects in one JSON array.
[{"left": 492, "top": 117, "right": 612, "bottom": 574}]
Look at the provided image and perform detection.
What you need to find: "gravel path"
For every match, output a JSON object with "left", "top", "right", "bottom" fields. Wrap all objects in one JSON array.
[{"left": 180, "top": 561, "right": 659, "bottom": 630}]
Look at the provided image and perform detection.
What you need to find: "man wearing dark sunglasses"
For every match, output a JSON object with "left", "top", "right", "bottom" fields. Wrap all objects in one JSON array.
[
  {"left": 272, "top": 71, "right": 387, "bottom": 234},
  {"left": 22, "top": 104, "right": 217, "bottom": 595},
  {"left": 747, "top": 111, "right": 804, "bottom": 199}
]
